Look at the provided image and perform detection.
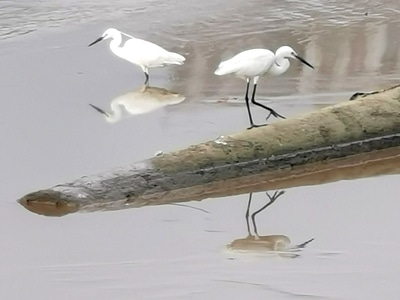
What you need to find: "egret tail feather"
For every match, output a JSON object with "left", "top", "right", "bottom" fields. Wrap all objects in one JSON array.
[{"left": 214, "top": 61, "right": 241, "bottom": 75}]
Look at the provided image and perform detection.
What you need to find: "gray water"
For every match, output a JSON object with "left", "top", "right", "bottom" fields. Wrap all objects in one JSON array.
[{"left": 1, "top": 1, "right": 400, "bottom": 299}]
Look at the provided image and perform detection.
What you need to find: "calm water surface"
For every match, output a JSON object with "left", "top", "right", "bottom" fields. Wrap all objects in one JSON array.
[{"left": 1, "top": 1, "right": 400, "bottom": 299}]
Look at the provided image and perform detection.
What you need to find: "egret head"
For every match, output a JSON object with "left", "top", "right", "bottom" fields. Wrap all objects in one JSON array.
[
  {"left": 88, "top": 28, "right": 120, "bottom": 47},
  {"left": 276, "top": 46, "right": 314, "bottom": 69},
  {"left": 102, "top": 28, "right": 120, "bottom": 40}
]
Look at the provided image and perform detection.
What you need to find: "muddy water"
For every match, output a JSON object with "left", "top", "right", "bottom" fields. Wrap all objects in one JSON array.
[{"left": 1, "top": 1, "right": 400, "bottom": 299}]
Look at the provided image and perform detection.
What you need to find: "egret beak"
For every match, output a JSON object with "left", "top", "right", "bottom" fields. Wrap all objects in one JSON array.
[
  {"left": 89, "top": 103, "right": 109, "bottom": 117},
  {"left": 88, "top": 36, "right": 104, "bottom": 47},
  {"left": 293, "top": 54, "right": 314, "bottom": 69}
]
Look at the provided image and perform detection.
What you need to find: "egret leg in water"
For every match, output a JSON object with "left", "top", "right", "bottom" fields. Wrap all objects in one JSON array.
[
  {"left": 88, "top": 28, "right": 185, "bottom": 86},
  {"left": 215, "top": 46, "right": 314, "bottom": 129}
]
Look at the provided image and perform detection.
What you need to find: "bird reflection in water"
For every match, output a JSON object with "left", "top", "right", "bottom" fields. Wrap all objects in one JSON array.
[
  {"left": 227, "top": 191, "right": 314, "bottom": 257},
  {"left": 89, "top": 85, "right": 185, "bottom": 123}
]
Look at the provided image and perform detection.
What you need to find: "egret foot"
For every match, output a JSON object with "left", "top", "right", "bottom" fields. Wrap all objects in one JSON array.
[
  {"left": 265, "top": 109, "right": 286, "bottom": 122},
  {"left": 247, "top": 123, "right": 267, "bottom": 130}
]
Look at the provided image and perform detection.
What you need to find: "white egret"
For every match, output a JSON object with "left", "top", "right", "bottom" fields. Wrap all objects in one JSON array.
[
  {"left": 89, "top": 85, "right": 185, "bottom": 123},
  {"left": 88, "top": 28, "right": 185, "bottom": 86},
  {"left": 215, "top": 46, "right": 314, "bottom": 129}
]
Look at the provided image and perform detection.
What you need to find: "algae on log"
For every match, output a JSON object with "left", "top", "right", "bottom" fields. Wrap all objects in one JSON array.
[{"left": 18, "top": 85, "right": 400, "bottom": 216}]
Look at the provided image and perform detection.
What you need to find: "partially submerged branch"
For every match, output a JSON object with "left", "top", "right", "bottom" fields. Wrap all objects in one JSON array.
[{"left": 18, "top": 85, "right": 400, "bottom": 216}]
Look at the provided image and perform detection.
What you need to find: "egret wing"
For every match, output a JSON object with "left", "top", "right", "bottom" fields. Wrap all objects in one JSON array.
[
  {"left": 215, "top": 49, "right": 275, "bottom": 77},
  {"left": 122, "top": 38, "right": 184, "bottom": 67}
]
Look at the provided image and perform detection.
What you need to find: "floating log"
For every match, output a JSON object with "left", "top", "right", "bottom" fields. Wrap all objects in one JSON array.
[{"left": 19, "top": 85, "right": 400, "bottom": 216}]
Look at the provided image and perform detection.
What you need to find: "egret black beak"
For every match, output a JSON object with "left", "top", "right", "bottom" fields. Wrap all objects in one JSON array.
[
  {"left": 89, "top": 103, "right": 109, "bottom": 117},
  {"left": 294, "top": 54, "right": 314, "bottom": 69},
  {"left": 88, "top": 36, "right": 104, "bottom": 47}
]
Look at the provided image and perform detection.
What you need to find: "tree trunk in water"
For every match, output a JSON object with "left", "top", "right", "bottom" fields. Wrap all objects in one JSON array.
[{"left": 18, "top": 85, "right": 400, "bottom": 216}]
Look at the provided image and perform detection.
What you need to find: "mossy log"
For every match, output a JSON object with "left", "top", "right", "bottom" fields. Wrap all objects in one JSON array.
[{"left": 19, "top": 85, "right": 400, "bottom": 216}]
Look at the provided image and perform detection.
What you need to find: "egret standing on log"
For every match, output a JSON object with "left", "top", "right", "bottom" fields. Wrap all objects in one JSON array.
[
  {"left": 88, "top": 28, "right": 185, "bottom": 86},
  {"left": 214, "top": 46, "right": 314, "bottom": 129}
]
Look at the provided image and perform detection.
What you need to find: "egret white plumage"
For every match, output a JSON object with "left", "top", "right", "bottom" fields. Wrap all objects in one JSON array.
[
  {"left": 215, "top": 46, "right": 314, "bottom": 129},
  {"left": 88, "top": 28, "right": 185, "bottom": 86}
]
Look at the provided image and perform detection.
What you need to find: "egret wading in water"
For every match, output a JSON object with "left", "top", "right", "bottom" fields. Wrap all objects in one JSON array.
[
  {"left": 214, "top": 46, "right": 314, "bottom": 129},
  {"left": 88, "top": 28, "right": 185, "bottom": 86}
]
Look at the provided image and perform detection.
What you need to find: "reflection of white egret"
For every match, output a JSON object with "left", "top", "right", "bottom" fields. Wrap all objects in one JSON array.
[
  {"left": 226, "top": 191, "right": 314, "bottom": 256},
  {"left": 88, "top": 28, "right": 185, "bottom": 86},
  {"left": 228, "top": 234, "right": 291, "bottom": 252},
  {"left": 89, "top": 86, "right": 185, "bottom": 123},
  {"left": 215, "top": 46, "right": 314, "bottom": 129}
]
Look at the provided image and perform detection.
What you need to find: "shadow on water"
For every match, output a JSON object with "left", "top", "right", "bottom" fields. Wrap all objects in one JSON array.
[
  {"left": 89, "top": 85, "right": 185, "bottom": 123},
  {"left": 226, "top": 191, "right": 314, "bottom": 258}
]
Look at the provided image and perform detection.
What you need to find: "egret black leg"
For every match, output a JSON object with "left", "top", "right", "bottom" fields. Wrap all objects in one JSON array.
[
  {"left": 251, "top": 190, "right": 285, "bottom": 237},
  {"left": 246, "top": 82, "right": 266, "bottom": 130},
  {"left": 244, "top": 81, "right": 256, "bottom": 129},
  {"left": 250, "top": 84, "right": 286, "bottom": 121},
  {"left": 245, "top": 193, "right": 253, "bottom": 236},
  {"left": 144, "top": 72, "right": 149, "bottom": 86}
]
